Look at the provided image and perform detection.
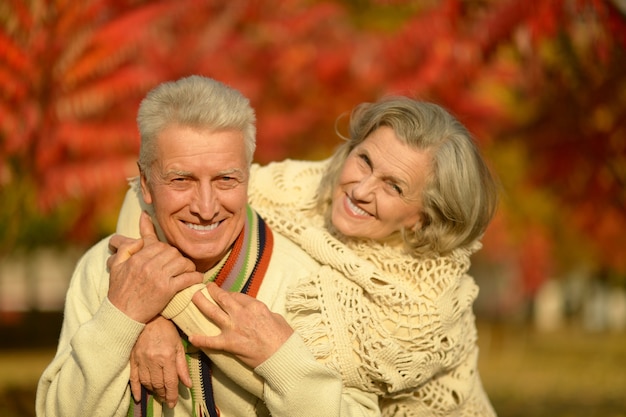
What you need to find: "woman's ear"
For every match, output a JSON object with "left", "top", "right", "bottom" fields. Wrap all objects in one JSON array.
[{"left": 413, "top": 211, "right": 430, "bottom": 233}]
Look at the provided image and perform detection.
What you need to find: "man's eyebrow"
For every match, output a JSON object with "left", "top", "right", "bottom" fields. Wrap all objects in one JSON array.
[
  {"left": 162, "top": 168, "right": 247, "bottom": 178},
  {"left": 165, "top": 169, "right": 193, "bottom": 177},
  {"left": 218, "top": 168, "right": 246, "bottom": 177}
]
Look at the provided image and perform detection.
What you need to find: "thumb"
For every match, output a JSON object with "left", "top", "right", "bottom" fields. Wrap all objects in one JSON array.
[{"left": 139, "top": 211, "right": 159, "bottom": 243}]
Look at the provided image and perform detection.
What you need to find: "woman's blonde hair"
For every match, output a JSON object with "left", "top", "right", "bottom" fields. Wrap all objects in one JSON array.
[{"left": 317, "top": 97, "right": 498, "bottom": 255}]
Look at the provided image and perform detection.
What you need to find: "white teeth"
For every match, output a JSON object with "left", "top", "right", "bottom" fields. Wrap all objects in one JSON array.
[
  {"left": 186, "top": 222, "right": 219, "bottom": 231},
  {"left": 346, "top": 197, "right": 369, "bottom": 216}
]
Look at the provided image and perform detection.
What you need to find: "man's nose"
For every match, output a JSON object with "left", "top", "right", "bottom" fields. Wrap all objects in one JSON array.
[{"left": 190, "top": 183, "right": 218, "bottom": 219}]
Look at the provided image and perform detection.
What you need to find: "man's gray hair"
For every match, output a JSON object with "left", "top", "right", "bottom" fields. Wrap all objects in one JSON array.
[{"left": 137, "top": 75, "right": 256, "bottom": 177}]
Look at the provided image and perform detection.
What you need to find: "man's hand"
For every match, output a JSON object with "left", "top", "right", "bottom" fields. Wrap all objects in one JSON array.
[
  {"left": 130, "top": 316, "right": 191, "bottom": 408},
  {"left": 107, "top": 211, "right": 203, "bottom": 323},
  {"left": 188, "top": 283, "right": 294, "bottom": 368}
]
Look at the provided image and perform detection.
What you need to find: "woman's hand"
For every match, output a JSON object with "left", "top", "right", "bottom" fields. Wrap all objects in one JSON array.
[
  {"left": 130, "top": 316, "right": 191, "bottom": 408},
  {"left": 189, "top": 283, "right": 294, "bottom": 368}
]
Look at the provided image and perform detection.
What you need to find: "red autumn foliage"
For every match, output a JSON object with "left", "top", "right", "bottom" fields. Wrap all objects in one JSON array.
[{"left": 1, "top": 0, "right": 625, "bottom": 288}]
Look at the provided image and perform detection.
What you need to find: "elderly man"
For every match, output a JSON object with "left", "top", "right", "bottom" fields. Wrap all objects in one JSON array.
[{"left": 36, "top": 76, "right": 378, "bottom": 417}]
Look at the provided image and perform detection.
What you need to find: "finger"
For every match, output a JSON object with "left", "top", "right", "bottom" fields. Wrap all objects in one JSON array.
[
  {"left": 130, "top": 357, "right": 141, "bottom": 401},
  {"left": 159, "top": 251, "right": 197, "bottom": 278},
  {"left": 221, "top": 290, "right": 257, "bottom": 306},
  {"left": 176, "top": 343, "right": 192, "bottom": 388},
  {"left": 147, "top": 365, "right": 166, "bottom": 400},
  {"left": 109, "top": 234, "right": 141, "bottom": 252},
  {"left": 107, "top": 237, "right": 143, "bottom": 269},
  {"left": 188, "top": 333, "right": 226, "bottom": 350},
  {"left": 163, "top": 360, "right": 180, "bottom": 407},
  {"left": 139, "top": 211, "right": 159, "bottom": 244},
  {"left": 171, "top": 271, "right": 204, "bottom": 292},
  {"left": 137, "top": 364, "right": 154, "bottom": 393},
  {"left": 192, "top": 288, "right": 230, "bottom": 328},
  {"left": 206, "top": 282, "right": 239, "bottom": 311},
  {"left": 108, "top": 234, "right": 123, "bottom": 253}
]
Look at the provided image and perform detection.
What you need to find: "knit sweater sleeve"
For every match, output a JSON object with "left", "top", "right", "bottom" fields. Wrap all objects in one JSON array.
[
  {"left": 165, "top": 289, "right": 382, "bottom": 417},
  {"left": 36, "top": 238, "right": 145, "bottom": 417},
  {"left": 161, "top": 285, "right": 266, "bottom": 398},
  {"left": 256, "top": 332, "right": 381, "bottom": 417}
]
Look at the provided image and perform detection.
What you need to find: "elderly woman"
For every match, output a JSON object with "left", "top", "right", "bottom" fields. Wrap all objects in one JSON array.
[{"left": 118, "top": 97, "right": 498, "bottom": 417}]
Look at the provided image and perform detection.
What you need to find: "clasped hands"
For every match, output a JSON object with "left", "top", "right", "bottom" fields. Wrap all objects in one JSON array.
[{"left": 107, "top": 212, "right": 294, "bottom": 408}]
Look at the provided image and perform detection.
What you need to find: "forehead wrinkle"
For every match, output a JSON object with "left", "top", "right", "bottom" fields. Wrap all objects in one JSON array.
[
  {"left": 363, "top": 146, "right": 412, "bottom": 189},
  {"left": 374, "top": 153, "right": 425, "bottom": 203}
]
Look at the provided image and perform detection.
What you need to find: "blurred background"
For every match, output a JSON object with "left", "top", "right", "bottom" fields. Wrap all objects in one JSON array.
[{"left": 1, "top": 0, "right": 625, "bottom": 416}]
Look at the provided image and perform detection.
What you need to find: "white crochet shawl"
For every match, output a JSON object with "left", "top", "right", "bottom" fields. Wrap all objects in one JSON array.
[{"left": 248, "top": 159, "right": 493, "bottom": 417}]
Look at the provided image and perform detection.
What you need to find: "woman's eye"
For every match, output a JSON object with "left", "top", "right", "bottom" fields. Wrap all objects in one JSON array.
[
  {"left": 356, "top": 153, "right": 373, "bottom": 173},
  {"left": 388, "top": 182, "right": 403, "bottom": 195},
  {"left": 358, "top": 153, "right": 372, "bottom": 167}
]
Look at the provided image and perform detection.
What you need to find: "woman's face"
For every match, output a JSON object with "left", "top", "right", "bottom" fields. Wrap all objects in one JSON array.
[{"left": 330, "top": 126, "right": 432, "bottom": 241}]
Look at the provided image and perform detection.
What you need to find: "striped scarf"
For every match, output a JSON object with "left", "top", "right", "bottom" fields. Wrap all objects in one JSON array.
[{"left": 128, "top": 205, "right": 274, "bottom": 417}]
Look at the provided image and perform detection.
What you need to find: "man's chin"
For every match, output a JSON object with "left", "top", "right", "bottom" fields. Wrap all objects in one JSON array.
[{"left": 182, "top": 246, "right": 226, "bottom": 272}]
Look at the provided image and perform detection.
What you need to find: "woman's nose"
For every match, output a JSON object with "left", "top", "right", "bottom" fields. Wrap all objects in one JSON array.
[{"left": 351, "top": 175, "right": 376, "bottom": 201}]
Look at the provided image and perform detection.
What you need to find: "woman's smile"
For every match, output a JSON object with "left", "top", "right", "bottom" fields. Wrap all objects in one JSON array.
[{"left": 344, "top": 194, "right": 372, "bottom": 218}]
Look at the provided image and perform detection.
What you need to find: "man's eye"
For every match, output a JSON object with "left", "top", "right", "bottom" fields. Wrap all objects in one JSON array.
[
  {"left": 169, "top": 177, "right": 192, "bottom": 186},
  {"left": 216, "top": 176, "right": 240, "bottom": 189},
  {"left": 218, "top": 176, "right": 235, "bottom": 184}
]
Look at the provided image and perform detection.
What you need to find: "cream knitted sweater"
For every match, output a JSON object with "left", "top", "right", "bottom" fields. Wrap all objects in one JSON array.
[{"left": 248, "top": 159, "right": 496, "bottom": 417}]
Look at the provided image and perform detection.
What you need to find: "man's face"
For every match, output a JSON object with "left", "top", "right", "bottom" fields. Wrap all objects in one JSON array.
[{"left": 141, "top": 124, "right": 249, "bottom": 272}]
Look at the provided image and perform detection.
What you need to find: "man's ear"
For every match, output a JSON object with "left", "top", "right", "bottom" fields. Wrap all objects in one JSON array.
[{"left": 139, "top": 166, "right": 153, "bottom": 205}]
